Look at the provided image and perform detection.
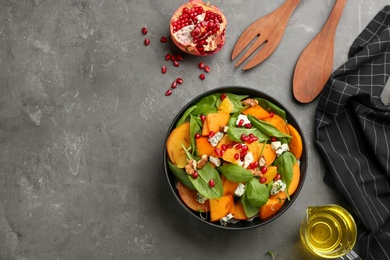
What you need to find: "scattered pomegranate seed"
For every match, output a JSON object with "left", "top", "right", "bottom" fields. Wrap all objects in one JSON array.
[
  {"left": 275, "top": 174, "right": 281, "bottom": 181},
  {"left": 165, "top": 53, "right": 171, "bottom": 61},
  {"left": 204, "top": 65, "right": 211, "bottom": 73},
  {"left": 199, "top": 74, "right": 205, "bottom": 80},
  {"left": 209, "top": 179, "right": 215, "bottom": 187},
  {"left": 260, "top": 177, "right": 267, "bottom": 183},
  {"left": 165, "top": 89, "right": 172, "bottom": 96},
  {"left": 235, "top": 143, "right": 242, "bottom": 150},
  {"left": 192, "top": 171, "right": 199, "bottom": 179},
  {"left": 260, "top": 166, "right": 267, "bottom": 173},
  {"left": 141, "top": 27, "right": 148, "bottom": 35},
  {"left": 176, "top": 54, "right": 183, "bottom": 61},
  {"left": 271, "top": 136, "right": 278, "bottom": 142},
  {"left": 200, "top": 114, "right": 206, "bottom": 122},
  {"left": 244, "top": 123, "right": 252, "bottom": 129},
  {"left": 198, "top": 62, "right": 205, "bottom": 69},
  {"left": 173, "top": 60, "right": 179, "bottom": 67},
  {"left": 252, "top": 136, "right": 258, "bottom": 141},
  {"left": 160, "top": 36, "right": 167, "bottom": 43},
  {"left": 209, "top": 131, "right": 215, "bottom": 138},
  {"left": 220, "top": 93, "right": 227, "bottom": 100},
  {"left": 234, "top": 153, "right": 239, "bottom": 160},
  {"left": 144, "top": 38, "right": 150, "bottom": 46},
  {"left": 252, "top": 161, "right": 259, "bottom": 168},
  {"left": 176, "top": 78, "right": 183, "bottom": 84},
  {"left": 238, "top": 119, "right": 244, "bottom": 126},
  {"left": 195, "top": 133, "right": 201, "bottom": 139},
  {"left": 221, "top": 144, "right": 227, "bottom": 151},
  {"left": 171, "top": 55, "right": 175, "bottom": 61},
  {"left": 162, "top": 65, "right": 167, "bottom": 74},
  {"left": 171, "top": 81, "right": 177, "bottom": 89},
  {"left": 241, "top": 145, "right": 248, "bottom": 152},
  {"left": 269, "top": 112, "right": 275, "bottom": 118}
]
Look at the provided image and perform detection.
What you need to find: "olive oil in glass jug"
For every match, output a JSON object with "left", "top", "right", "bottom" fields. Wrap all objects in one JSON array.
[{"left": 300, "top": 204, "right": 357, "bottom": 258}]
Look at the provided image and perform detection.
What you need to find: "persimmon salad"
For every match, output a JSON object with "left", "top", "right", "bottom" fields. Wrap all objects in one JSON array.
[{"left": 166, "top": 92, "right": 303, "bottom": 226}]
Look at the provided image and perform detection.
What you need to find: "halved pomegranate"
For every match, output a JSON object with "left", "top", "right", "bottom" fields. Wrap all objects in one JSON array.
[{"left": 170, "top": 0, "right": 227, "bottom": 56}]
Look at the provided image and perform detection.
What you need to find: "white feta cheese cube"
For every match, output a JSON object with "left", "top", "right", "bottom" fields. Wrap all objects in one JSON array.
[
  {"left": 270, "top": 180, "right": 286, "bottom": 195},
  {"left": 236, "top": 114, "right": 251, "bottom": 126},
  {"left": 220, "top": 213, "right": 234, "bottom": 226},
  {"left": 271, "top": 141, "right": 282, "bottom": 151},
  {"left": 209, "top": 155, "right": 221, "bottom": 167},
  {"left": 208, "top": 131, "right": 224, "bottom": 147},
  {"left": 243, "top": 152, "right": 254, "bottom": 169},
  {"left": 234, "top": 183, "right": 246, "bottom": 197},
  {"left": 196, "top": 193, "right": 208, "bottom": 204}
]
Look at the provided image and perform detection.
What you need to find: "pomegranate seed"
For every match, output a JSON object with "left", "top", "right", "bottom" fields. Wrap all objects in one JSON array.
[
  {"left": 247, "top": 137, "right": 254, "bottom": 144},
  {"left": 209, "top": 131, "right": 215, "bottom": 138},
  {"left": 241, "top": 134, "right": 249, "bottom": 142},
  {"left": 269, "top": 112, "right": 275, "bottom": 118},
  {"left": 165, "top": 89, "right": 172, "bottom": 96},
  {"left": 141, "top": 27, "right": 148, "bottom": 35},
  {"left": 200, "top": 114, "right": 206, "bottom": 122},
  {"left": 227, "top": 144, "right": 233, "bottom": 149},
  {"left": 252, "top": 161, "right": 259, "bottom": 168},
  {"left": 176, "top": 78, "right": 183, "bottom": 84},
  {"left": 162, "top": 65, "right": 167, "bottom": 74},
  {"left": 235, "top": 143, "right": 242, "bottom": 150},
  {"left": 275, "top": 174, "right": 281, "bottom": 181},
  {"left": 244, "top": 123, "right": 252, "bottom": 128},
  {"left": 144, "top": 38, "right": 150, "bottom": 46},
  {"left": 220, "top": 93, "right": 227, "bottom": 100},
  {"left": 204, "top": 65, "right": 211, "bottom": 73},
  {"left": 271, "top": 136, "right": 278, "bottom": 142},
  {"left": 241, "top": 145, "right": 248, "bottom": 152},
  {"left": 171, "top": 81, "right": 177, "bottom": 89},
  {"left": 195, "top": 133, "right": 201, "bottom": 139},
  {"left": 234, "top": 153, "right": 239, "bottom": 160},
  {"left": 176, "top": 54, "right": 183, "bottom": 61},
  {"left": 199, "top": 74, "right": 205, "bottom": 80},
  {"left": 249, "top": 133, "right": 254, "bottom": 138},
  {"left": 221, "top": 144, "right": 227, "bottom": 151},
  {"left": 198, "top": 62, "right": 205, "bottom": 69},
  {"left": 165, "top": 53, "right": 171, "bottom": 61},
  {"left": 173, "top": 60, "right": 179, "bottom": 67},
  {"left": 260, "top": 177, "right": 267, "bottom": 183},
  {"left": 214, "top": 148, "right": 222, "bottom": 157},
  {"left": 252, "top": 136, "right": 258, "bottom": 141},
  {"left": 160, "top": 36, "right": 167, "bottom": 43},
  {"left": 260, "top": 166, "right": 267, "bottom": 173},
  {"left": 192, "top": 171, "right": 199, "bottom": 179},
  {"left": 209, "top": 179, "right": 215, "bottom": 187},
  {"left": 238, "top": 119, "right": 244, "bottom": 126}
]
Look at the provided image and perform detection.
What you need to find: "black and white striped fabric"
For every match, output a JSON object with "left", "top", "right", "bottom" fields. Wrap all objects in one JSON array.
[{"left": 315, "top": 6, "right": 390, "bottom": 260}]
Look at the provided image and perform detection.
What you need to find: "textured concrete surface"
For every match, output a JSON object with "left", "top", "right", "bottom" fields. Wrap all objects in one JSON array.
[{"left": 0, "top": 1, "right": 389, "bottom": 259}]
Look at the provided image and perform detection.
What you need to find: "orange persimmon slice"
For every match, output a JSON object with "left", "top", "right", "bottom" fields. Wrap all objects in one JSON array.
[
  {"left": 259, "top": 197, "right": 285, "bottom": 219},
  {"left": 287, "top": 124, "right": 303, "bottom": 160},
  {"left": 166, "top": 122, "right": 191, "bottom": 168},
  {"left": 177, "top": 182, "right": 210, "bottom": 213},
  {"left": 209, "top": 195, "right": 234, "bottom": 222}
]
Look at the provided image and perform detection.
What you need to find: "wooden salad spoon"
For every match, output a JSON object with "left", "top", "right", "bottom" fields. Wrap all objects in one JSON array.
[
  {"left": 232, "top": 0, "right": 301, "bottom": 70},
  {"left": 293, "top": 0, "right": 347, "bottom": 103}
]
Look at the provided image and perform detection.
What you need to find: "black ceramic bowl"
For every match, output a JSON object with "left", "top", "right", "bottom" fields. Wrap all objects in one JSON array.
[{"left": 163, "top": 86, "right": 307, "bottom": 230}]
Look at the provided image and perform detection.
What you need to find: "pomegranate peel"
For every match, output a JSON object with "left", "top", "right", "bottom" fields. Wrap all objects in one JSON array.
[{"left": 170, "top": 0, "right": 227, "bottom": 56}]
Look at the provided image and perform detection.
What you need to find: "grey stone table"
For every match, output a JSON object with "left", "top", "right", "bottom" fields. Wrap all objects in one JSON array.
[{"left": 1, "top": 1, "right": 389, "bottom": 259}]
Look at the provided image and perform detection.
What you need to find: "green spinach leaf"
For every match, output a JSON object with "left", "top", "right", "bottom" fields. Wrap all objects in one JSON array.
[
  {"left": 245, "top": 178, "right": 269, "bottom": 207},
  {"left": 241, "top": 191, "right": 259, "bottom": 218},
  {"left": 191, "top": 95, "right": 218, "bottom": 115},
  {"left": 248, "top": 114, "right": 291, "bottom": 139},
  {"left": 176, "top": 105, "right": 198, "bottom": 127},
  {"left": 273, "top": 151, "right": 296, "bottom": 200},
  {"left": 226, "top": 93, "right": 249, "bottom": 113},
  {"left": 190, "top": 115, "right": 202, "bottom": 155},
  {"left": 217, "top": 164, "right": 253, "bottom": 183},
  {"left": 255, "top": 97, "right": 287, "bottom": 121},
  {"left": 188, "top": 162, "right": 223, "bottom": 199},
  {"left": 167, "top": 161, "right": 196, "bottom": 190}
]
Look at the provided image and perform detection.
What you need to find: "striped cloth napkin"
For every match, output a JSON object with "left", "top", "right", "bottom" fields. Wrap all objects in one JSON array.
[{"left": 315, "top": 6, "right": 390, "bottom": 260}]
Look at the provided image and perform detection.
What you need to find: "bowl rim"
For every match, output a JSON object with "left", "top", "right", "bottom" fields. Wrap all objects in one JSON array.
[{"left": 163, "top": 86, "right": 307, "bottom": 230}]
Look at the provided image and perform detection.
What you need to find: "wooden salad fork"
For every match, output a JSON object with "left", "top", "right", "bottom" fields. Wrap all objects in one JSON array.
[
  {"left": 232, "top": 0, "right": 301, "bottom": 70},
  {"left": 293, "top": 0, "right": 347, "bottom": 103}
]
